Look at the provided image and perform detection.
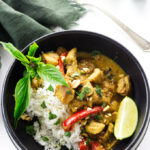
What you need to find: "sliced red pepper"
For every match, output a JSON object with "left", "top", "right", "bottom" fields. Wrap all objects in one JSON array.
[
  {"left": 91, "top": 141, "right": 105, "bottom": 150},
  {"left": 79, "top": 139, "right": 89, "bottom": 150},
  {"left": 58, "top": 52, "right": 68, "bottom": 76},
  {"left": 63, "top": 106, "right": 102, "bottom": 131}
]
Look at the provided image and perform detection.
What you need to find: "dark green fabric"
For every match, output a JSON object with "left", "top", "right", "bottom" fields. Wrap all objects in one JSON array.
[{"left": 0, "top": 0, "right": 85, "bottom": 49}]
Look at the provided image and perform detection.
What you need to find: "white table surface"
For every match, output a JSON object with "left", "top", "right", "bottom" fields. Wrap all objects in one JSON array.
[{"left": 0, "top": 0, "right": 150, "bottom": 149}]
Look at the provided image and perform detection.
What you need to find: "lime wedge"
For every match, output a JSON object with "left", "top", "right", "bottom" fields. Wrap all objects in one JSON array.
[{"left": 114, "top": 96, "right": 138, "bottom": 140}]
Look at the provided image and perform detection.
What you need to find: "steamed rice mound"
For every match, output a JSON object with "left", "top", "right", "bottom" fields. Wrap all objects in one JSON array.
[{"left": 26, "top": 81, "right": 81, "bottom": 150}]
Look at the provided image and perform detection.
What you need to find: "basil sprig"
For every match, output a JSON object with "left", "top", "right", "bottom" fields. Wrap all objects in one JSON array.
[
  {"left": 0, "top": 42, "right": 68, "bottom": 128},
  {"left": 14, "top": 73, "right": 31, "bottom": 128}
]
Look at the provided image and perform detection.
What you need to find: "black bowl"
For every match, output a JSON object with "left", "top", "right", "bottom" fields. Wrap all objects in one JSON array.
[{"left": 1, "top": 30, "right": 150, "bottom": 150}]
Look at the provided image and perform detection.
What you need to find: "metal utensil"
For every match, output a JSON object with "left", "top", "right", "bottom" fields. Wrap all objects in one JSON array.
[{"left": 77, "top": 1, "right": 150, "bottom": 52}]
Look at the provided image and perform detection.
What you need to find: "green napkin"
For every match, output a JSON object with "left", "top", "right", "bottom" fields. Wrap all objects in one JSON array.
[{"left": 0, "top": 0, "right": 85, "bottom": 49}]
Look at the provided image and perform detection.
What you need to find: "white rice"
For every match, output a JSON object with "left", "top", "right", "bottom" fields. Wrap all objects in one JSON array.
[{"left": 26, "top": 81, "right": 82, "bottom": 150}]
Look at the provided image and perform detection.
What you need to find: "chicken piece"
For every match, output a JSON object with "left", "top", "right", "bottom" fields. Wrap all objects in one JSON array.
[
  {"left": 55, "top": 85, "right": 75, "bottom": 104},
  {"left": 42, "top": 52, "right": 59, "bottom": 66},
  {"left": 103, "top": 112, "right": 117, "bottom": 125},
  {"left": 116, "top": 75, "right": 131, "bottom": 96},
  {"left": 101, "top": 89, "right": 113, "bottom": 104},
  {"left": 85, "top": 121, "right": 105, "bottom": 135},
  {"left": 88, "top": 68, "right": 104, "bottom": 84},
  {"left": 66, "top": 48, "right": 78, "bottom": 76},
  {"left": 81, "top": 81, "right": 94, "bottom": 97},
  {"left": 21, "top": 114, "right": 31, "bottom": 121},
  {"left": 106, "top": 139, "right": 118, "bottom": 150},
  {"left": 111, "top": 112, "right": 117, "bottom": 122},
  {"left": 31, "top": 77, "right": 43, "bottom": 88},
  {"left": 78, "top": 59, "right": 95, "bottom": 74},
  {"left": 103, "top": 81, "right": 116, "bottom": 93},
  {"left": 88, "top": 90, "right": 101, "bottom": 107},
  {"left": 69, "top": 99, "right": 86, "bottom": 113},
  {"left": 57, "top": 47, "right": 67, "bottom": 55},
  {"left": 110, "top": 100, "right": 119, "bottom": 112},
  {"left": 101, "top": 123, "right": 114, "bottom": 142}
]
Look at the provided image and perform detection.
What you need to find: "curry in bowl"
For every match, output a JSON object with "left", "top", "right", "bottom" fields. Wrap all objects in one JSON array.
[{"left": 0, "top": 41, "right": 137, "bottom": 150}]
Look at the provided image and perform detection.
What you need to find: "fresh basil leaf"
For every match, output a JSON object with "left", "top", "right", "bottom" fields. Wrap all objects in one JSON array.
[
  {"left": 26, "top": 65, "right": 36, "bottom": 78},
  {"left": 0, "top": 42, "right": 29, "bottom": 64},
  {"left": 78, "top": 87, "right": 90, "bottom": 101},
  {"left": 41, "top": 101, "right": 47, "bottom": 109},
  {"left": 84, "top": 87, "right": 91, "bottom": 93},
  {"left": 41, "top": 136, "right": 49, "bottom": 141},
  {"left": 37, "top": 64, "right": 68, "bottom": 86},
  {"left": 96, "top": 115, "right": 102, "bottom": 121},
  {"left": 64, "top": 131, "right": 71, "bottom": 137},
  {"left": 79, "top": 90, "right": 85, "bottom": 101},
  {"left": 14, "top": 74, "right": 31, "bottom": 128},
  {"left": 54, "top": 118, "right": 60, "bottom": 125},
  {"left": 85, "top": 139, "right": 90, "bottom": 146},
  {"left": 47, "top": 84, "right": 54, "bottom": 92},
  {"left": 27, "top": 56, "right": 41, "bottom": 64},
  {"left": 49, "top": 112, "right": 57, "bottom": 120},
  {"left": 23, "top": 70, "right": 28, "bottom": 77},
  {"left": 26, "top": 125, "right": 35, "bottom": 136},
  {"left": 102, "top": 102, "right": 107, "bottom": 108},
  {"left": 96, "top": 85, "right": 102, "bottom": 97},
  {"left": 28, "top": 42, "right": 39, "bottom": 56}
]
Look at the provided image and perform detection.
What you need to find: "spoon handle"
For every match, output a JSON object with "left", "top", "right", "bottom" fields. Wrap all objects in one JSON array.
[{"left": 80, "top": 2, "right": 150, "bottom": 51}]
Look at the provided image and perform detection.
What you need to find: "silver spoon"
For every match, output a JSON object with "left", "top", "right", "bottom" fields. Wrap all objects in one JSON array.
[{"left": 77, "top": 1, "right": 150, "bottom": 52}]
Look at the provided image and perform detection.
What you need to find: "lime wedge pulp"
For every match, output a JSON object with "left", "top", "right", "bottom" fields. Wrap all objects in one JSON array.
[{"left": 114, "top": 96, "right": 138, "bottom": 140}]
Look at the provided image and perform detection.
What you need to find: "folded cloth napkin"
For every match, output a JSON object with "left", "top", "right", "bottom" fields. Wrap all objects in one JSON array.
[{"left": 0, "top": 0, "right": 85, "bottom": 49}]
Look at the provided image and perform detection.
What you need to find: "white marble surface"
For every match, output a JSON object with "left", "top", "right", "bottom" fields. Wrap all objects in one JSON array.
[{"left": 0, "top": 0, "right": 150, "bottom": 149}]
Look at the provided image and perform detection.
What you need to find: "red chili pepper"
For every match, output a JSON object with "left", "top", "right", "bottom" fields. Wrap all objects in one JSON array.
[
  {"left": 79, "top": 139, "right": 89, "bottom": 150},
  {"left": 58, "top": 52, "right": 68, "bottom": 76},
  {"left": 63, "top": 106, "right": 102, "bottom": 131},
  {"left": 91, "top": 141, "right": 105, "bottom": 150}
]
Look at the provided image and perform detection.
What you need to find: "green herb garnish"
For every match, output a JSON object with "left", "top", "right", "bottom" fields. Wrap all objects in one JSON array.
[
  {"left": 26, "top": 125, "right": 35, "bottom": 136},
  {"left": 64, "top": 131, "right": 71, "bottom": 137},
  {"left": 78, "top": 87, "right": 91, "bottom": 100},
  {"left": 96, "top": 85, "right": 102, "bottom": 97},
  {"left": 28, "top": 42, "right": 39, "bottom": 56},
  {"left": 47, "top": 84, "right": 54, "bottom": 92},
  {"left": 102, "top": 102, "right": 107, "bottom": 108},
  {"left": 66, "top": 90, "right": 72, "bottom": 95},
  {"left": 84, "top": 87, "right": 91, "bottom": 93},
  {"left": 85, "top": 139, "right": 90, "bottom": 146},
  {"left": 71, "top": 72, "right": 79, "bottom": 78},
  {"left": 91, "top": 50, "right": 100, "bottom": 56},
  {"left": 0, "top": 42, "right": 68, "bottom": 128},
  {"left": 96, "top": 115, "right": 102, "bottom": 121},
  {"left": 81, "top": 128, "right": 86, "bottom": 133},
  {"left": 54, "top": 118, "right": 60, "bottom": 125},
  {"left": 64, "top": 59, "right": 67, "bottom": 64},
  {"left": 41, "top": 136, "right": 49, "bottom": 141},
  {"left": 41, "top": 101, "right": 47, "bottom": 109},
  {"left": 79, "top": 90, "right": 85, "bottom": 100},
  {"left": 49, "top": 112, "right": 57, "bottom": 120},
  {"left": 37, "top": 119, "right": 41, "bottom": 128}
]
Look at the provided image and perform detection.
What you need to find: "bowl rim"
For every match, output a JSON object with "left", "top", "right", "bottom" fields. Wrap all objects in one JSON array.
[{"left": 1, "top": 30, "right": 150, "bottom": 150}]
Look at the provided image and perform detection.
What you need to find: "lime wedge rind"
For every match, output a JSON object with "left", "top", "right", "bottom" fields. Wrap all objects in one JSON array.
[{"left": 114, "top": 96, "right": 138, "bottom": 140}]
